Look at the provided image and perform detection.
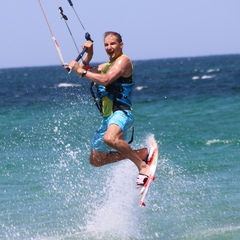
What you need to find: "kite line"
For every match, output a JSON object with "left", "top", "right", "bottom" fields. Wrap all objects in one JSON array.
[
  {"left": 38, "top": 0, "right": 93, "bottom": 72},
  {"left": 38, "top": 0, "right": 71, "bottom": 72},
  {"left": 55, "top": 0, "right": 80, "bottom": 53}
]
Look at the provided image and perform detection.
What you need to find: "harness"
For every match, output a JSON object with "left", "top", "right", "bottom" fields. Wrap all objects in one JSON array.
[{"left": 90, "top": 75, "right": 135, "bottom": 144}]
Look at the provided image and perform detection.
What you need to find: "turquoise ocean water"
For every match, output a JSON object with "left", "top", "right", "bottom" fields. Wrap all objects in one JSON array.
[{"left": 0, "top": 55, "right": 240, "bottom": 239}]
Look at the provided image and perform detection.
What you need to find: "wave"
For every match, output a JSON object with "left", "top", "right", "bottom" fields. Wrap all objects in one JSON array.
[
  {"left": 205, "top": 139, "right": 240, "bottom": 145},
  {"left": 56, "top": 83, "right": 82, "bottom": 88},
  {"left": 207, "top": 68, "right": 219, "bottom": 73},
  {"left": 135, "top": 85, "right": 148, "bottom": 91},
  {"left": 186, "top": 225, "right": 240, "bottom": 239},
  {"left": 192, "top": 75, "right": 215, "bottom": 80},
  {"left": 201, "top": 75, "right": 215, "bottom": 79}
]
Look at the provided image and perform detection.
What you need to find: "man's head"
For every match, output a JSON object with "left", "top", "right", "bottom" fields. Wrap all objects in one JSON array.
[{"left": 104, "top": 31, "right": 123, "bottom": 61}]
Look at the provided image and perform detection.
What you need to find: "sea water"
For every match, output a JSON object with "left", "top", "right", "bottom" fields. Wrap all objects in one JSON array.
[{"left": 0, "top": 55, "right": 240, "bottom": 239}]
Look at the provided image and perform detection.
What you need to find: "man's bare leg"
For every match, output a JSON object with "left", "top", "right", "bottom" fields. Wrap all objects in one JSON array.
[
  {"left": 89, "top": 124, "right": 150, "bottom": 176},
  {"left": 90, "top": 148, "right": 148, "bottom": 167}
]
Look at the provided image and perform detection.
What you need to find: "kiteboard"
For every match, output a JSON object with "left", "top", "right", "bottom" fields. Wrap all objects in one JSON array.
[{"left": 139, "top": 135, "right": 158, "bottom": 206}]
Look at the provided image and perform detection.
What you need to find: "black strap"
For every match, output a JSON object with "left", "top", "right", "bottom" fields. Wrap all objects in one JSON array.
[
  {"left": 128, "top": 127, "right": 134, "bottom": 144},
  {"left": 90, "top": 82, "right": 102, "bottom": 114}
]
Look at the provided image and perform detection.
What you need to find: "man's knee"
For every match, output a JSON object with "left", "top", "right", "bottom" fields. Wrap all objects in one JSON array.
[
  {"left": 103, "top": 134, "right": 114, "bottom": 147},
  {"left": 89, "top": 158, "right": 102, "bottom": 167},
  {"left": 104, "top": 125, "right": 124, "bottom": 148}
]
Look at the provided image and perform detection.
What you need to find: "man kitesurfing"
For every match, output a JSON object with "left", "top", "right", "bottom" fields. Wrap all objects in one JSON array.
[
  {"left": 38, "top": 0, "right": 151, "bottom": 188},
  {"left": 69, "top": 31, "right": 150, "bottom": 188}
]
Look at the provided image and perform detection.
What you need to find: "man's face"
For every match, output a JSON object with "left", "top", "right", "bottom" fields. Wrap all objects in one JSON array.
[{"left": 104, "top": 34, "right": 123, "bottom": 61}]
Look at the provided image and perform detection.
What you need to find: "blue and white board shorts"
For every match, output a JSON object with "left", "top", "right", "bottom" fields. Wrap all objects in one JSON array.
[{"left": 91, "top": 110, "right": 134, "bottom": 153}]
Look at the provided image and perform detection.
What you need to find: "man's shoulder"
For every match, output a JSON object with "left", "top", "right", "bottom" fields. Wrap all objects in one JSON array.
[
  {"left": 120, "top": 54, "right": 131, "bottom": 62},
  {"left": 116, "top": 54, "right": 132, "bottom": 68}
]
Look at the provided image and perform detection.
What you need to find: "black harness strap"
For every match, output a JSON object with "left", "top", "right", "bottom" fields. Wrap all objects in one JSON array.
[
  {"left": 90, "top": 82, "right": 102, "bottom": 114},
  {"left": 128, "top": 126, "right": 134, "bottom": 144}
]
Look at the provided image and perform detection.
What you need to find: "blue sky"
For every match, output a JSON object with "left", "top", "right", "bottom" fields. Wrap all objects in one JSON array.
[{"left": 1, "top": 0, "right": 240, "bottom": 68}]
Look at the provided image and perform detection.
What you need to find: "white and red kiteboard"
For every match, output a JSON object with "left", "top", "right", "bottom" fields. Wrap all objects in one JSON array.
[{"left": 139, "top": 135, "right": 158, "bottom": 206}]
